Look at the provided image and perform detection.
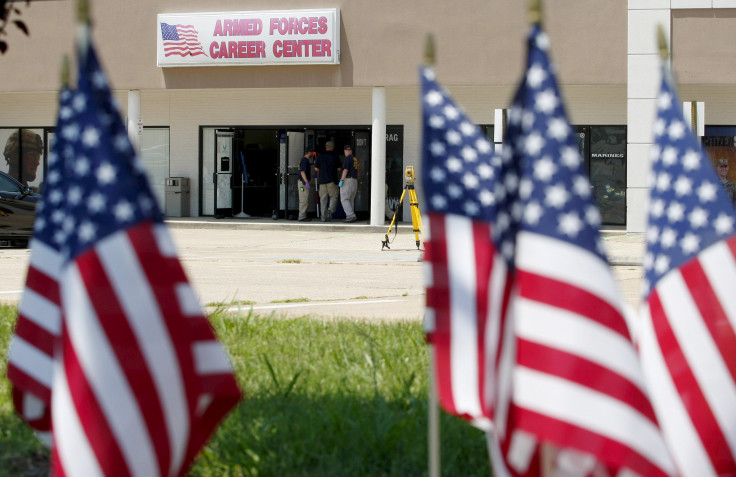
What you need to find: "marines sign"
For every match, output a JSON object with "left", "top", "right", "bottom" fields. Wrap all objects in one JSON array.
[{"left": 157, "top": 9, "right": 340, "bottom": 67}]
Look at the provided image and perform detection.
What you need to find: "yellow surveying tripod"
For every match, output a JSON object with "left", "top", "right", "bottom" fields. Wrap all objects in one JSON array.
[{"left": 382, "top": 166, "right": 423, "bottom": 250}]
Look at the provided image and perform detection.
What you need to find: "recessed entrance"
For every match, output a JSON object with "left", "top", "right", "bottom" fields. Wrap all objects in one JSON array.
[{"left": 200, "top": 127, "right": 373, "bottom": 220}]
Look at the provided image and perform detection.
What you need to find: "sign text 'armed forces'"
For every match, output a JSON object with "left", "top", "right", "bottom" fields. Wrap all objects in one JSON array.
[{"left": 157, "top": 9, "right": 340, "bottom": 67}]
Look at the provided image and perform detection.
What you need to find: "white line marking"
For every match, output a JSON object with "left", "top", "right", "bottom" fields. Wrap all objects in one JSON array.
[{"left": 225, "top": 298, "right": 404, "bottom": 312}]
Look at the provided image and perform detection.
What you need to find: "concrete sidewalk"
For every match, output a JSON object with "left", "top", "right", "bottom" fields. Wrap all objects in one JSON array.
[{"left": 166, "top": 216, "right": 646, "bottom": 265}]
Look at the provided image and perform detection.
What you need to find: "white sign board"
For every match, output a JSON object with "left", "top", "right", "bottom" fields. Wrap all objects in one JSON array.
[{"left": 157, "top": 9, "right": 340, "bottom": 67}]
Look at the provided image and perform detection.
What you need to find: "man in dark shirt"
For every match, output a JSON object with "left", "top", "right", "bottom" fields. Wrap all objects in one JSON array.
[
  {"left": 298, "top": 150, "right": 314, "bottom": 221},
  {"left": 314, "top": 141, "right": 340, "bottom": 221}
]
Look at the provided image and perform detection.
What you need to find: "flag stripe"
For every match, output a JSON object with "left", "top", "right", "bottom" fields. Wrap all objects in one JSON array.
[
  {"left": 52, "top": 342, "right": 107, "bottom": 477},
  {"left": 516, "top": 231, "right": 627, "bottom": 336},
  {"left": 513, "top": 367, "right": 673, "bottom": 474},
  {"left": 63, "top": 261, "right": 159, "bottom": 477},
  {"left": 77, "top": 243, "right": 174, "bottom": 476},
  {"left": 512, "top": 404, "right": 671, "bottom": 477},
  {"left": 9, "top": 316, "right": 55, "bottom": 365},
  {"left": 650, "top": 279, "right": 736, "bottom": 473},
  {"left": 659, "top": 267, "right": 736, "bottom": 446},
  {"left": 698, "top": 239, "right": 736, "bottom": 377},
  {"left": 61, "top": 321, "right": 130, "bottom": 477},
  {"left": 515, "top": 294, "right": 647, "bottom": 393},
  {"left": 471, "top": 221, "right": 493, "bottom": 419},
  {"left": 681, "top": 259, "right": 736, "bottom": 393},
  {"left": 130, "top": 222, "right": 243, "bottom": 472},
  {"left": 21, "top": 269, "right": 61, "bottom": 314},
  {"left": 6, "top": 338, "right": 54, "bottom": 396},
  {"left": 639, "top": 304, "right": 717, "bottom": 476},
  {"left": 425, "top": 214, "right": 477, "bottom": 419},
  {"left": 100, "top": 226, "right": 193, "bottom": 474},
  {"left": 515, "top": 337, "right": 657, "bottom": 422},
  {"left": 27, "top": 237, "right": 64, "bottom": 280}
]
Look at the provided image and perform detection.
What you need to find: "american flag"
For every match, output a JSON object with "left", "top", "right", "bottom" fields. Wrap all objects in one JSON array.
[
  {"left": 161, "top": 23, "right": 207, "bottom": 58},
  {"left": 421, "top": 65, "right": 514, "bottom": 432},
  {"left": 638, "top": 63, "right": 736, "bottom": 477},
  {"left": 6, "top": 86, "right": 75, "bottom": 446},
  {"left": 499, "top": 24, "right": 674, "bottom": 477},
  {"left": 7, "top": 28, "right": 241, "bottom": 476},
  {"left": 422, "top": 23, "right": 676, "bottom": 476}
]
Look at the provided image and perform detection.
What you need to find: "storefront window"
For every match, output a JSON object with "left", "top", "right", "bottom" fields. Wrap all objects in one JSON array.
[
  {"left": 574, "top": 125, "right": 627, "bottom": 226},
  {"left": 0, "top": 128, "right": 45, "bottom": 192},
  {"left": 385, "top": 125, "right": 404, "bottom": 221}
]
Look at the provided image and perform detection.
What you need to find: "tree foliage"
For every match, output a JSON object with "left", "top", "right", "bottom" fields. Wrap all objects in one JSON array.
[{"left": 0, "top": 1, "right": 32, "bottom": 55}]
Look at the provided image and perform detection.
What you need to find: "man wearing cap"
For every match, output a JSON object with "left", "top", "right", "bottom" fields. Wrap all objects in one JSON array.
[
  {"left": 717, "top": 158, "right": 736, "bottom": 205},
  {"left": 314, "top": 140, "right": 340, "bottom": 222},
  {"left": 338, "top": 144, "right": 359, "bottom": 222},
  {"left": 3, "top": 129, "right": 43, "bottom": 188}
]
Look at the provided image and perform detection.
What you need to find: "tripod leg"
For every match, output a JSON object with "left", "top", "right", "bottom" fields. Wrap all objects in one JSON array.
[
  {"left": 382, "top": 187, "right": 407, "bottom": 250},
  {"left": 409, "top": 187, "right": 422, "bottom": 249}
]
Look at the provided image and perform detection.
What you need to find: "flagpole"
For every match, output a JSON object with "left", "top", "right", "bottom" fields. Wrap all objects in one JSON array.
[
  {"left": 76, "top": 0, "right": 90, "bottom": 63},
  {"left": 423, "top": 32, "right": 440, "bottom": 477},
  {"left": 61, "top": 55, "right": 70, "bottom": 88},
  {"left": 527, "top": 1, "right": 557, "bottom": 475}
]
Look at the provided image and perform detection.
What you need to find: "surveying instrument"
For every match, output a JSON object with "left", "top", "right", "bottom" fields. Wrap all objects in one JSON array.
[{"left": 382, "top": 166, "right": 423, "bottom": 250}]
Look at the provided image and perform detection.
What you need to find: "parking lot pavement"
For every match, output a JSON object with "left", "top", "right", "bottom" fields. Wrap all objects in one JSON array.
[
  {"left": 0, "top": 220, "right": 646, "bottom": 320},
  {"left": 0, "top": 224, "right": 427, "bottom": 321}
]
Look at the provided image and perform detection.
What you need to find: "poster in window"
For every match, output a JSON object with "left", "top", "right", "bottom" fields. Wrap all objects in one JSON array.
[
  {"left": 0, "top": 128, "right": 45, "bottom": 192},
  {"left": 702, "top": 131, "right": 736, "bottom": 206},
  {"left": 590, "top": 126, "right": 626, "bottom": 226}
]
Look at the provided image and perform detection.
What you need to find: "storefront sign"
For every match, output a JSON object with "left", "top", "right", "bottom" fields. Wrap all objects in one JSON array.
[{"left": 157, "top": 9, "right": 340, "bottom": 67}]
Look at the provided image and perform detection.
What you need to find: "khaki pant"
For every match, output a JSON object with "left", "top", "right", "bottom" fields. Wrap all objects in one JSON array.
[
  {"left": 318, "top": 182, "right": 339, "bottom": 220},
  {"left": 340, "top": 177, "right": 358, "bottom": 219},
  {"left": 298, "top": 183, "right": 310, "bottom": 219}
]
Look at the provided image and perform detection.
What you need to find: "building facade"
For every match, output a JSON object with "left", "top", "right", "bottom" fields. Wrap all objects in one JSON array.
[{"left": 0, "top": 1, "right": 734, "bottom": 232}]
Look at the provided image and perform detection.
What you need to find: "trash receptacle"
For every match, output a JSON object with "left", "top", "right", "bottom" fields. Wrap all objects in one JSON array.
[{"left": 165, "top": 177, "right": 190, "bottom": 217}]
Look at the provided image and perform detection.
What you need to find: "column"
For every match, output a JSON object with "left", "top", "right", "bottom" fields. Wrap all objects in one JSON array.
[
  {"left": 370, "top": 87, "right": 387, "bottom": 226},
  {"left": 626, "top": 2, "right": 671, "bottom": 233}
]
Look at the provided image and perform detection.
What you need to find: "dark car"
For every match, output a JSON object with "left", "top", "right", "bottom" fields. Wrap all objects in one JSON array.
[{"left": 0, "top": 170, "right": 40, "bottom": 246}]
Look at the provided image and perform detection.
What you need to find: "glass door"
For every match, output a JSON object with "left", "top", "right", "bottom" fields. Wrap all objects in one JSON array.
[{"left": 215, "top": 130, "right": 234, "bottom": 217}]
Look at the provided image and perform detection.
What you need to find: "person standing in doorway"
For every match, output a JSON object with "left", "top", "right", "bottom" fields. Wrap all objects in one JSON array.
[
  {"left": 298, "top": 149, "right": 314, "bottom": 221},
  {"left": 339, "top": 144, "right": 359, "bottom": 222},
  {"left": 314, "top": 141, "right": 340, "bottom": 222}
]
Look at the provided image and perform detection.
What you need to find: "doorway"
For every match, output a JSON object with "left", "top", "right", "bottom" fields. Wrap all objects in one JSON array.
[{"left": 201, "top": 126, "right": 374, "bottom": 219}]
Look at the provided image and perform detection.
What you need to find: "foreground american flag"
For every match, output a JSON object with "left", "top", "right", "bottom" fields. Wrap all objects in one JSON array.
[
  {"left": 638, "top": 63, "right": 736, "bottom": 477},
  {"left": 7, "top": 28, "right": 241, "bottom": 476},
  {"left": 422, "top": 24, "right": 676, "bottom": 477},
  {"left": 421, "top": 65, "right": 514, "bottom": 432},
  {"left": 499, "top": 24, "right": 674, "bottom": 477},
  {"left": 161, "top": 23, "right": 207, "bottom": 58},
  {"left": 6, "top": 87, "right": 75, "bottom": 445}
]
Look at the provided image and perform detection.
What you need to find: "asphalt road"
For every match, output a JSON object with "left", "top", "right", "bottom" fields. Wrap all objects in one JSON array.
[{"left": 0, "top": 226, "right": 427, "bottom": 321}]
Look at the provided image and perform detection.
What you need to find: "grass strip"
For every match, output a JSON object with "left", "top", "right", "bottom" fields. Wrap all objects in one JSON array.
[{"left": 0, "top": 304, "right": 490, "bottom": 476}]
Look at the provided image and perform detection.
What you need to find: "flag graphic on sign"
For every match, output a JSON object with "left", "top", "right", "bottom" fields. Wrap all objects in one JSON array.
[
  {"left": 499, "top": 23, "right": 674, "bottom": 477},
  {"left": 161, "top": 22, "right": 207, "bottom": 58},
  {"left": 6, "top": 86, "right": 76, "bottom": 446},
  {"left": 6, "top": 26, "right": 241, "bottom": 476},
  {"left": 638, "top": 62, "right": 736, "bottom": 477}
]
